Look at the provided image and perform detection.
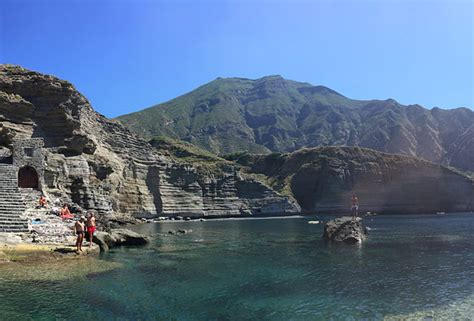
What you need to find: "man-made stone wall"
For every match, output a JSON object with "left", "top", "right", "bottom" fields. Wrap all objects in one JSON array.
[{"left": 12, "top": 138, "right": 45, "bottom": 189}]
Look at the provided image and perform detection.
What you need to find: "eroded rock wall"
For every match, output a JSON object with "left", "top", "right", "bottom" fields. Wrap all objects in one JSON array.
[
  {"left": 0, "top": 65, "right": 299, "bottom": 219},
  {"left": 233, "top": 147, "right": 474, "bottom": 214}
]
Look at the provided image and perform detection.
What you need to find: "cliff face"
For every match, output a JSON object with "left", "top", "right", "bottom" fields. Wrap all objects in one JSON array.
[
  {"left": 0, "top": 65, "right": 299, "bottom": 219},
  {"left": 117, "top": 76, "right": 474, "bottom": 172},
  {"left": 228, "top": 147, "right": 474, "bottom": 214}
]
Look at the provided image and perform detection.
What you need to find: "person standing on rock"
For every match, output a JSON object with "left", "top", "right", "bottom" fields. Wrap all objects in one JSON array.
[
  {"left": 351, "top": 194, "right": 359, "bottom": 220},
  {"left": 86, "top": 212, "right": 96, "bottom": 248},
  {"left": 74, "top": 216, "right": 86, "bottom": 252}
]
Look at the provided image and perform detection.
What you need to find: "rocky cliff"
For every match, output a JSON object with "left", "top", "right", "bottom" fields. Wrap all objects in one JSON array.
[
  {"left": 0, "top": 65, "right": 299, "bottom": 220},
  {"left": 227, "top": 147, "right": 474, "bottom": 214},
  {"left": 117, "top": 76, "right": 474, "bottom": 172}
]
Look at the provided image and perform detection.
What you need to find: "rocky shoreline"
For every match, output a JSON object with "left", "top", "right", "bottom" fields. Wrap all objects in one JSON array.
[{"left": 0, "top": 241, "right": 99, "bottom": 264}]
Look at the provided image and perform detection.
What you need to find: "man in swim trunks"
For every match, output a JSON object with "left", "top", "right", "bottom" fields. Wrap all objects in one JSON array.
[
  {"left": 86, "top": 212, "right": 96, "bottom": 248},
  {"left": 351, "top": 194, "right": 359, "bottom": 220},
  {"left": 74, "top": 216, "right": 85, "bottom": 252}
]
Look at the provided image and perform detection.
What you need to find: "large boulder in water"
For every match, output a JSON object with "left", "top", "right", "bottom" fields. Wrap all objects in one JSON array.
[
  {"left": 93, "top": 228, "right": 149, "bottom": 251},
  {"left": 322, "top": 217, "right": 368, "bottom": 244},
  {"left": 93, "top": 231, "right": 115, "bottom": 251},
  {"left": 110, "top": 228, "right": 150, "bottom": 246}
]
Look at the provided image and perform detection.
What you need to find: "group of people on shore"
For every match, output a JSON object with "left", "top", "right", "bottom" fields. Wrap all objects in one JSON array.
[
  {"left": 38, "top": 195, "right": 74, "bottom": 219},
  {"left": 73, "top": 213, "right": 96, "bottom": 252},
  {"left": 38, "top": 194, "right": 97, "bottom": 252}
]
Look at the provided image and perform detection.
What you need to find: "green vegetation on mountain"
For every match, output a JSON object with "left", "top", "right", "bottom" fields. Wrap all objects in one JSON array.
[
  {"left": 149, "top": 136, "right": 232, "bottom": 177},
  {"left": 149, "top": 136, "right": 222, "bottom": 163},
  {"left": 148, "top": 136, "right": 284, "bottom": 191},
  {"left": 117, "top": 75, "right": 474, "bottom": 172}
]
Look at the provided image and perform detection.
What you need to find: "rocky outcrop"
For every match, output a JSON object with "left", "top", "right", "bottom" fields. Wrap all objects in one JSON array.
[
  {"left": 230, "top": 147, "right": 474, "bottom": 214},
  {"left": 322, "top": 217, "right": 368, "bottom": 244},
  {"left": 93, "top": 228, "right": 149, "bottom": 251},
  {"left": 0, "top": 65, "right": 298, "bottom": 220}
]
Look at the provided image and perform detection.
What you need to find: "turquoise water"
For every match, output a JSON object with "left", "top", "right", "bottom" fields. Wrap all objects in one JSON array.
[{"left": 0, "top": 214, "right": 473, "bottom": 320}]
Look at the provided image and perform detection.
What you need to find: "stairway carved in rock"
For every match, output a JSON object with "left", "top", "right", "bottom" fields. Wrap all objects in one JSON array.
[{"left": 0, "top": 164, "right": 29, "bottom": 232}]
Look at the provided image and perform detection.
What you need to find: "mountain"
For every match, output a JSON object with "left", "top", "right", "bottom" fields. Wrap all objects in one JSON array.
[
  {"left": 117, "top": 75, "right": 474, "bottom": 172},
  {"left": 226, "top": 147, "right": 474, "bottom": 214}
]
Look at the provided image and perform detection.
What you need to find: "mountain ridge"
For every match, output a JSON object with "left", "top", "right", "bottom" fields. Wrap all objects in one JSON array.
[{"left": 117, "top": 76, "right": 474, "bottom": 172}]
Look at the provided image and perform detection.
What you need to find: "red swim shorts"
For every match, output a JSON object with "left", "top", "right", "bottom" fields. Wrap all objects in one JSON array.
[{"left": 87, "top": 226, "right": 96, "bottom": 233}]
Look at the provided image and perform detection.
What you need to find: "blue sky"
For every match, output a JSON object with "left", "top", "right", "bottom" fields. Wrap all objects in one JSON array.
[{"left": 1, "top": 0, "right": 472, "bottom": 117}]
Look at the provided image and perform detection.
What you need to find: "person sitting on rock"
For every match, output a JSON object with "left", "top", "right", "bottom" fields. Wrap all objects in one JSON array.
[
  {"left": 74, "top": 216, "right": 86, "bottom": 252},
  {"left": 60, "top": 204, "right": 74, "bottom": 220},
  {"left": 351, "top": 194, "right": 359, "bottom": 220},
  {"left": 39, "top": 194, "right": 47, "bottom": 208},
  {"left": 86, "top": 212, "right": 96, "bottom": 248}
]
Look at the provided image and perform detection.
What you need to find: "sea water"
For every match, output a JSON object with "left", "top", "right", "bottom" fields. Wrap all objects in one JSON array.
[{"left": 0, "top": 214, "right": 473, "bottom": 320}]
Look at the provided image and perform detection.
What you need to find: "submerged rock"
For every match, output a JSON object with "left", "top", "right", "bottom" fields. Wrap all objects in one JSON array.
[
  {"left": 110, "top": 229, "right": 150, "bottom": 246},
  {"left": 168, "top": 229, "right": 192, "bottom": 235},
  {"left": 322, "top": 217, "right": 368, "bottom": 244},
  {"left": 93, "top": 228, "right": 149, "bottom": 252}
]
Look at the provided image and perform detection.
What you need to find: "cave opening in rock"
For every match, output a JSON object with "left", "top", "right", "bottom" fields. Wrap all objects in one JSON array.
[{"left": 18, "top": 166, "right": 39, "bottom": 189}]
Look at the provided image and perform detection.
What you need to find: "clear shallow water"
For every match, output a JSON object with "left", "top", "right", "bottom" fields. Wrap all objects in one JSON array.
[{"left": 0, "top": 214, "right": 473, "bottom": 320}]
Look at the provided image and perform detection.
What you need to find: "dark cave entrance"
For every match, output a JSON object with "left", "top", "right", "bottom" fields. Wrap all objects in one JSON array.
[{"left": 18, "top": 166, "right": 39, "bottom": 189}]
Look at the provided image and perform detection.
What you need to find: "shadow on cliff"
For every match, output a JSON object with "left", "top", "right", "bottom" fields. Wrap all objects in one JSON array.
[{"left": 146, "top": 166, "right": 163, "bottom": 214}]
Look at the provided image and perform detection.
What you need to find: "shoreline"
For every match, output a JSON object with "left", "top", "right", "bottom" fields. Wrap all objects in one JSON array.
[
  {"left": 0, "top": 241, "right": 99, "bottom": 264},
  {"left": 1, "top": 211, "right": 473, "bottom": 264},
  {"left": 139, "top": 211, "right": 474, "bottom": 224},
  {"left": 148, "top": 214, "right": 306, "bottom": 223}
]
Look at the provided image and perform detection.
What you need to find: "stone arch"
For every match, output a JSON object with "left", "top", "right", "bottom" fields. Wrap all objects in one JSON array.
[{"left": 18, "top": 166, "right": 39, "bottom": 189}]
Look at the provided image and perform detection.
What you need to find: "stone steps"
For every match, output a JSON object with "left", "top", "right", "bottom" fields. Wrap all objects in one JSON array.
[
  {"left": 0, "top": 201, "right": 26, "bottom": 206},
  {"left": 0, "top": 214, "right": 28, "bottom": 220},
  {"left": 0, "top": 210, "right": 27, "bottom": 214},
  {"left": 0, "top": 200, "right": 26, "bottom": 205},
  {"left": 0, "top": 198, "right": 24, "bottom": 202},
  {"left": 0, "top": 198, "right": 25, "bottom": 202},
  {"left": 0, "top": 221, "right": 28, "bottom": 227},
  {"left": 0, "top": 227, "right": 28, "bottom": 231},
  {"left": 0, "top": 164, "right": 30, "bottom": 233},
  {"left": 0, "top": 209, "right": 27, "bottom": 213}
]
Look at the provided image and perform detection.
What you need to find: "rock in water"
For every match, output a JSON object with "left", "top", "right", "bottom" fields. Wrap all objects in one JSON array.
[
  {"left": 93, "top": 232, "right": 115, "bottom": 252},
  {"left": 322, "top": 217, "right": 368, "bottom": 244},
  {"left": 110, "top": 229, "right": 150, "bottom": 246},
  {"left": 93, "top": 228, "right": 149, "bottom": 251}
]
